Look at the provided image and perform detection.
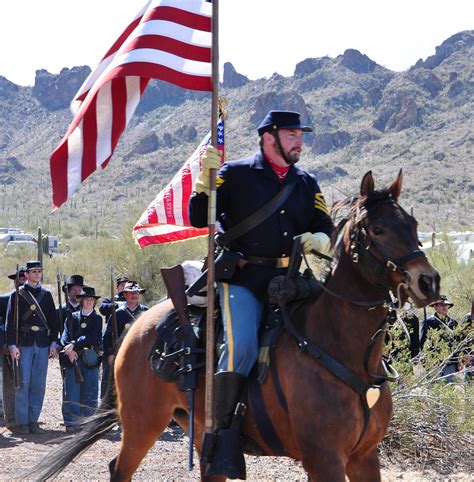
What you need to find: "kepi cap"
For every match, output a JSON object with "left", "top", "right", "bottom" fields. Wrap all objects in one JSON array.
[
  {"left": 257, "top": 110, "right": 313, "bottom": 136},
  {"left": 25, "top": 260, "right": 43, "bottom": 271},
  {"left": 115, "top": 275, "right": 129, "bottom": 287}
]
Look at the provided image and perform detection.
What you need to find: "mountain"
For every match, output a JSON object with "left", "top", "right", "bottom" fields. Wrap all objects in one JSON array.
[{"left": 0, "top": 31, "right": 472, "bottom": 237}]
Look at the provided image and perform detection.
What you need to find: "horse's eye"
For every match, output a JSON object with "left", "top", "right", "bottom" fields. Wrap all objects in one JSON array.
[{"left": 371, "top": 226, "right": 383, "bottom": 235}]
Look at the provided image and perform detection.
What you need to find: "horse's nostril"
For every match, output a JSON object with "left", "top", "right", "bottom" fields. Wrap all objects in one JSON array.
[
  {"left": 419, "top": 273, "right": 434, "bottom": 297},
  {"left": 418, "top": 272, "right": 440, "bottom": 298}
]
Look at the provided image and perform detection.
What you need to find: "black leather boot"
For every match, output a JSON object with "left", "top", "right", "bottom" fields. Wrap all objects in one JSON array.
[{"left": 203, "top": 372, "right": 247, "bottom": 479}]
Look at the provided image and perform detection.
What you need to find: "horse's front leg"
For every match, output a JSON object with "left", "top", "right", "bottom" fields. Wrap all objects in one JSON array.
[
  {"left": 302, "top": 450, "right": 347, "bottom": 482},
  {"left": 345, "top": 448, "right": 381, "bottom": 482}
]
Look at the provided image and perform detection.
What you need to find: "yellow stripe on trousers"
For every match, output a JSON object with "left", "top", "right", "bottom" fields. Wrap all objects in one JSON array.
[{"left": 222, "top": 282, "right": 234, "bottom": 372}]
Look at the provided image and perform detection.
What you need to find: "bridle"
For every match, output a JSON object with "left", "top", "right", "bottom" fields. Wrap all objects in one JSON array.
[{"left": 311, "top": 195, "right": 426, "bottom": 310}]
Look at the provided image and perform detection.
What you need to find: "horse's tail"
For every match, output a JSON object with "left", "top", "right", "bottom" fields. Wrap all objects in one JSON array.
[{"left": 25, "top": 378, "right": 118, "bottom": 481}]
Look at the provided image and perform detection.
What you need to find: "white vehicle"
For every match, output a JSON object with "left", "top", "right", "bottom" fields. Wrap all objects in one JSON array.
[
  {"left": 5, "top": 240, "right": 37, "bottom": 255},
  {"left": 0, "top": 232, "right": 35, "bottom": 247},
  {"left": 0, "top": 227, "right": 23, "bottom": 234}
]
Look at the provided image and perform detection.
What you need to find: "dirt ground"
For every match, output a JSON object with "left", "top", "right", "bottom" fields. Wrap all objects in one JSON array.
[{"left": 0, "top": 359, "right": 471, "bottom": 481}]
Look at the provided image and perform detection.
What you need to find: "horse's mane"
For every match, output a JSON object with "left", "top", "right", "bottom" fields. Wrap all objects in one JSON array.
[
  {"left": 330, "top": 188, "right": 395, "bottom": 252},
  {"left": 321, "top": 188, "right": 397, "bottom": 285}
]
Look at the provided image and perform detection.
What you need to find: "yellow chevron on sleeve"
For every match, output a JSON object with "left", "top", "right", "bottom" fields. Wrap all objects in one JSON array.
[
  {"left": 314, "top": 192, "right": 330, "bottom": 215},
  {"left": 216, "top": 176, "right": 225, "bottom": 189}
]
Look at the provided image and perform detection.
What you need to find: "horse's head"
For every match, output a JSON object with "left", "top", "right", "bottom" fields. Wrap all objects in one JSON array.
[{"left": 332, "top": 170, "right": 440, "bottom": 307}]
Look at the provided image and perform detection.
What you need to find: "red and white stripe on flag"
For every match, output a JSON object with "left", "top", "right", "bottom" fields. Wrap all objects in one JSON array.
[
  {"left": 50, "top": 0, "right": 212, "bottom": 210},
  {"left": 133, "top": 118, "right": 224, "bottom": 247}
]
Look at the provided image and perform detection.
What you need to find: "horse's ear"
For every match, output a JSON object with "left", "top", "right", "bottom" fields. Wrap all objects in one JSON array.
[
  {"left": 387, "top": 169, "right": 403, "bottom": 201},
  {"left": 360, "top": 171, "right": 375, "bottom": 197}
]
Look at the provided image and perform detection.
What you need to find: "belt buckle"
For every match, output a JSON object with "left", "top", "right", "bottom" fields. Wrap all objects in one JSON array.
[
  {"left": 31, "top": 325, "right": 40, "bottom": 332},
  {"left": 276, "top": 257, "right": 289, "bottom": 268}
]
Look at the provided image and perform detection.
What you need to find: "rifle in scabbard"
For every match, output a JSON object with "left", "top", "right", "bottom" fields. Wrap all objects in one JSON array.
[
  {"left": 161, "top": 264, "right": 198, "bottom": 470},
  {"left": 63, "top": 274, "right": 84, "bottom": 384},
  {"left": 13, "top": 265, "right": 21, "bottom": 389},
  {"left": 110, "top": 269, "right": 119, "bottom": 346}
]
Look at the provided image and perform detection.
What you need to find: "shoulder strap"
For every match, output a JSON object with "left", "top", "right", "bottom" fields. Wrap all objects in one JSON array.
[
  {"left": 19, "top": 287, "right": 50, "bottom": 330},
  {"left": 125, "top": 307, "right": 137, "bottom": 321},
  {"left": 217, "top": 178, "right": 298, "bottom": 247}
]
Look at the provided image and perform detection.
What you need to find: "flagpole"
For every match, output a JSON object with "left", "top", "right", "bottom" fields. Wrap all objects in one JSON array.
[{"left": 205, "top": 0, "right": 219, "bottom": 433}]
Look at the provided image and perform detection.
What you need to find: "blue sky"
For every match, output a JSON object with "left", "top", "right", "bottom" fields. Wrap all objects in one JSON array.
[{"left": 1, "top": 0, "right": 472, "bottom": 86}]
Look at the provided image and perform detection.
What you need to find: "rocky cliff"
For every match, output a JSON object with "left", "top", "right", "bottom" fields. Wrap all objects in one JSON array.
[{"left": 0, "top": 31, "right": 472, "bottom": 233}]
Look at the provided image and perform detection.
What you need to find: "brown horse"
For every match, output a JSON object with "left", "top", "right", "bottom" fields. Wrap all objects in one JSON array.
[{"left": 28, "top": 170, "right": 440, "bottom": 481}]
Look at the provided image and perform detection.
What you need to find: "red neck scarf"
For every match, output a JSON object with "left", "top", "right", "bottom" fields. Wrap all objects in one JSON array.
[{"left": 264, "top": 153, "right": 289, "bottom": 182}]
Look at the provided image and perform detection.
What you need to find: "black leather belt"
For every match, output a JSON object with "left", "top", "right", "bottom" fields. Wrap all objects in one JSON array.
[{"left": 244, "top": 255, "right": 289, "bottom": 268}]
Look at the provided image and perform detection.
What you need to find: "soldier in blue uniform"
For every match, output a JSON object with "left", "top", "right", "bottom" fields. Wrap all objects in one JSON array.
[
  {"left": 189, "top": 110, "right": 334, "bottom": 478},
  {"left": 60, "top": 286, "right": 102, "bottom": 432},
  {"left": 6, "top": 261, "right": 58, "bottom": 434},
  {"left": 1, "top": 267, "right": 26, "bottom": 431},
  {"left": 99, "top": 275, "right": 128, "bottom": 319},
  {"left": 102, "top": 281, "right": 148, "bottom": 390},
  {"left": 99, "top": 274, "right": 128, "bottom": 398},
  {"left": 58, "top": 274, "right": 85, "bottom": 324},
  {"left": 420, "top": 295, "right": 459, "bottom": 382}
]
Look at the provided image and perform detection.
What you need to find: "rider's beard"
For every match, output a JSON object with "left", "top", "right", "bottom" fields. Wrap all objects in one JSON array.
[{"left": 275, "top": 142, "right": 301, "bottom": 165}]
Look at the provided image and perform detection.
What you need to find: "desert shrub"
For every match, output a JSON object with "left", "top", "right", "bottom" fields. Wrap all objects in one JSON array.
[
  {"left": 0, "top": 216, "right": 208, "bottom": 304},
  {"left": 380, "top": 235, "right": 473, "bottom": 472}
]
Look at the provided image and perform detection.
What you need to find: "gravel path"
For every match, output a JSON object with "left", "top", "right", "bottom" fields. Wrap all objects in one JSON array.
[{"left": 0, "top": 360, "right": 471, "bottom": 481}]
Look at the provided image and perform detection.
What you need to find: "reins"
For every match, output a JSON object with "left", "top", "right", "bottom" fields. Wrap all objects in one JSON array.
[
  {"left": 273, "top": 194, "right": 424, "bottom": 449},
  {"left": 302, "top": 194, "right": 426, "bottom": 311}
]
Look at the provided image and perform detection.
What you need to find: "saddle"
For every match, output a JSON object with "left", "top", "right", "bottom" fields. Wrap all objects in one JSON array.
[{"left": 149, "top": 256, "right": 323, "bottom": 385}]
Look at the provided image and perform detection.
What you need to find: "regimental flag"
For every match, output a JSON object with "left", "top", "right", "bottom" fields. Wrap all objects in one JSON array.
[
  {"left": 133, "top": 118, "right": 224, "bottom": 247},
  {"left": 50, "top": 0, "right": 212, "bottom": 210}
]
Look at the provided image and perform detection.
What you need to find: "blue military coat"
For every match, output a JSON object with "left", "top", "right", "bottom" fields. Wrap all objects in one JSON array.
[
  {"left": 420, "top": 313, "right": 458, "bottom": 349},
  {"left": 6, "top": 284, "right": 58, "bottom": 348},
  {"left": 0, "top": 290, "right": 12, "bottom": 347},
  {"left": 0, "top": 291, "right": 11, "bottom": 323},
  {"left": 189, "top": 151, "right": 334, "bottom": 298},
  {"left": 99, "top": 292, "right": 126, "bottom": 318},
  {"left": 103, "top": 304, "right": 149, "bottom": 357},
  {"left": 60, "top": 309, "right": 103, "bottom": 351}
]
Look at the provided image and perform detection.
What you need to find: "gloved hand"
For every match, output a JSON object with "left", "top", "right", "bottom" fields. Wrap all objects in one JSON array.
[
  {"left": 195, "top": 146, "right": 222, "bottom": 195},
  {"left": 300, "top": 232, "right": 331, "bottom": 255}
]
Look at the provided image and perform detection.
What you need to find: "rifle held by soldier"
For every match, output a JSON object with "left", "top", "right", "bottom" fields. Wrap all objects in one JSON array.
[
  {"left": 63, "top": 274, "right": 84, "bottom": 384},
  {"left": 13, "top": 264, "right": 21, "bottom": 389},
  {"left": 110, "top": 268, "right": 119, "bottom": 346},
  {"left": 56, "top": 268, "right": 64, "bottom": 338}
]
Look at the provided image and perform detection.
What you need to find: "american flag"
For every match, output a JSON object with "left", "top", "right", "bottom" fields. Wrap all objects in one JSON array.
[
  {"left": 50, "top": 0, "right": 212, "bottom": 210},
  {"left": 133, "top": 117, "right": 224, "bottom": 247}
]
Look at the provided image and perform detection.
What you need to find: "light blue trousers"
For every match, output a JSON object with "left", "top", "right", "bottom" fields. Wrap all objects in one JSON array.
[
  {"left": 15, "top": 343, "right": 49, "bottom": 426},
  {"left": 217, "top": 283, "right": 264, "bottom": 376},
  {"left": 63, "top": 360, "right": 99, "bottom": 427}
]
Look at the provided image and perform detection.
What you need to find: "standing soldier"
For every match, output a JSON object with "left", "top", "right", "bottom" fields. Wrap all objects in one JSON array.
[
  {"left": 57, "top": 274, "right": 85, "bottom": 422},
  {"left": 99, "top": 274, "right": 128, "bottom": 398},
  {"left": 60, "top": 286, "right": 102, "bottom": 432},
  {"left": 102, "top": 281, "right": 148, "bottom": 370},
  {"left": 420, "top": 295, "right": 459, "bottom": 383},
  {"left": 99, "top": 275, "right": 128, "bottom": 318},
  {"left": 58, "top": 274, "right": 85, "bottom": 322},
  {"left": 6, "top": 261, "right": 59, "bottom": 434},
  {"left": 0, "top": 267, "right": 27, "bottom": 431}
]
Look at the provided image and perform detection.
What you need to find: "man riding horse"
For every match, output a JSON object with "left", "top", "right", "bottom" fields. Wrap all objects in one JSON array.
[{"left": 188, "top": 110, "right": 334, "bottom": 478}]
